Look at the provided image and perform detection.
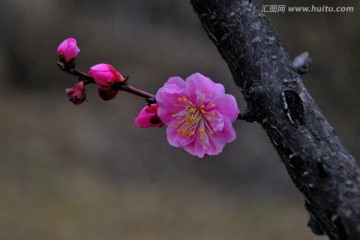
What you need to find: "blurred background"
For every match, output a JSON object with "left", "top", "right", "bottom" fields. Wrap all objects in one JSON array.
[{"left": 0, "top": 0, "right": 359, "bottom": 239}]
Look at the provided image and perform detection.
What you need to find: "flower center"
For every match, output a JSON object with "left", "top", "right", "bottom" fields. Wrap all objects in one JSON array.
[{"left": 171, "top": 96, "right": 215, "bottom": 140}]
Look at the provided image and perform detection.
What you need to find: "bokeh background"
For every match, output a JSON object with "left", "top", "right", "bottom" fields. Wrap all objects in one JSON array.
[{"left": 1, "top": 0, "right": 359, "bottom": 239}]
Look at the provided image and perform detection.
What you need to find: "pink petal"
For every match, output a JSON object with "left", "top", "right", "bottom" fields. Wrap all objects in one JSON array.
[
  {"left": 207, "top": 110, "right": 225, "bottom": 132},
  {"left": 219, "top": 118, "right": 237, "bottom": 143},
  {"left": 193, "top": 137, "right": 207, "bottom": 158},
  {"left": 200, "top": 120, "right": 236, "bottom": 157},
  {"left": 157, "top": 107, "right": 174, "bottom": 125},
  {"left": 185, "top": 73, "right": 225, "bottom": 105},
  {"left": 194, "top": 119, "right": 236, "bottom": 157},
  {"left": 182, "top": 143, "right": 197, "bottom": 157},
  {"left": 194, "top": 130, "right": 225, "bottom": 157},
  {"left": 156, "top": 76, "right": 186, "bottom": 113},
  {"left": 166, "top": 121, "right": 193, "bottom": 147},
  {"left": 207, "top": 135, "right": 225, "bottom": 155},
  {"left": 210, "top": 94, "right": 240, "bottom": 122}
]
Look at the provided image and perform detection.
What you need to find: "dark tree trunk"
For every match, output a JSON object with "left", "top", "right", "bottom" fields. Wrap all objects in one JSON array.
[{"left": 190, "top": 0, "right": 360, "bottom": 239}]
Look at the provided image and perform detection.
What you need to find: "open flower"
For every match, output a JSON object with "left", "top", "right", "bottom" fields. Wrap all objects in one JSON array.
[
  {"left": 89, "top": 64, "right": 125, "bottom": 87},
  {"left": 135, "top": 104, "right": 164, "bottom": 128},
  {"left": 65, "top": 81, "right": 86, "bottom": 105},
  {"left": 156, "top": 73, "right": 240, "bottom": 158},
  {"left": 57, "top": 38, "right": 80, "bottom": 66}
]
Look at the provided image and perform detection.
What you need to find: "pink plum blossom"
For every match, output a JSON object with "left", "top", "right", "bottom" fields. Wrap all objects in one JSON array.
[
  {"left": 156, "top": 73, "right": 240, "bottom": 158},
  {"left": 65, "top": 81, "right": 86, "bottom": 105},
  {"left": 135, "top": 104, "right": 164, "bottom": 128},
  {"left": 89, "top": 64, "right": 125, "bottom": 87},
  {"left": 57, "top": 38, "right": 80, "bottom": 64}
]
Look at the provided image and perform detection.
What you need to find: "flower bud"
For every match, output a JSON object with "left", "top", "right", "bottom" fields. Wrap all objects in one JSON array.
[
  {"left": 135, "top": 104, "right": 164, "bottom": 128},
  {"left": 65, "top": 81, "right": 86, "bottom": 105},
  {"left": 89, "top": 64, "right": 125, "bottom": 87},
  {"left": 57, "top": 38, "right": 80, "bottom": 67},
  {"left": 97, "top": 86, "right": 119, "bottom": 101}
]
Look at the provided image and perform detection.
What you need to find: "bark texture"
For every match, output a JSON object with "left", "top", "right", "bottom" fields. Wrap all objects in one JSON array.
[{"left": 190, "top": 0, "right": 360, "bottom": 239}]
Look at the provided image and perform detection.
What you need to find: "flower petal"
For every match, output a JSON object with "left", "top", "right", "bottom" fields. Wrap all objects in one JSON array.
[
  {"left": 193, "top": 139, "right": 206, "bottom": 158},
  {"left": 220, "top": 118, "right": 237, "bottom": 143},
  {"left": 166, "top": 121, "right": 194, "bottom": 147},
  {"left": 157, "top": 107, "right": 174, "bottom": 125},
  {"left": 210, "top": 94, "right": 240, "bottom": 122},
  {"left": 206, "top": 110, "right": 225, "bottom": 132},
  {"left": 156, "top": 76, "right": 186, "bottom": 113},
  {"left": 185, "top": 73, "right": 225, "bottom": 105},
  {"left": 204, "top": 133, "right": 225, "bottom": 156},
  {"left": 203, "top": 119, "right": 236, "bottom": 156},
  {"left": 182, "top": 142, "right": 198, "bottom": 157}
]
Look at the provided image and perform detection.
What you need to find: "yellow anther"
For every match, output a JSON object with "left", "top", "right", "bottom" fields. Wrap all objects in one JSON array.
[
  {"left": 189, "top": 108, "right": 194, "bottom": 113},
  {"left": 210, "top": 131, "right": 214, "bottom": 135},
  {"left": 177, "top": 121, "right": 181, "bottom": 125},
  {"left": 199, "top": 129, "right": 205, "bottom": 133},
  {"left": 211, "top": 103, "right": 216, "bottom": 107},
  {"left": 212, "top": 111, "right": 216, "bottom": 116},
  {"left": 190, "top": 132, "right": 195, "bottom": 136},
  {"left": 173, "top": 104, "right": 179, "bottom": 107},
  {"left": 200, "top": 137, "right": 203, "bottom": 141},
  {"left": 177, "top": 129, "right": 181, "bottom": 133},
  {"left": 171, "top": 114, "right": 176, "bottom": 117},
  {"left": 178, "top": 98, "right": 182, "bottom": 101},
  {"left": 207, "top": 117, "right": 212, "bottom": 121},
  {"left": 201, "top": 109, "right": 207, "bottom": 114},
  {"left": 201, "top": 104, "right": 205, "bottom": 109}
]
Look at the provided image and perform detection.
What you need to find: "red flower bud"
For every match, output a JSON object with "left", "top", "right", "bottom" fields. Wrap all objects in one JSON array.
[
  {"left": 57, "top": 38, "right": 80, "bottom": 68},
  {"left": 97, "top": 86, "right": 119, "bottom": 101},
  {"left": 135, "top": 104, "right": 164, "bottom": 128},
  {"left": 65, "top": 81, "right": 86, "bottom": 105},
  {"left": 89, "top": 64, "right": 125, "bottom": 87}
]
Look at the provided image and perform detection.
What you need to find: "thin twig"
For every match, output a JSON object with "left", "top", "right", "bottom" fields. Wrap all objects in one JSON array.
[{"left": 57, "top": 62, "right": 156, "bottom": 100}]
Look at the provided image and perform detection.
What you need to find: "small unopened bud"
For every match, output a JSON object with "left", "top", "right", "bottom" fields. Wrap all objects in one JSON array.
[
  {"left": 65, "top": 81, "right": 86, "bottom": 105},
  {"left": 135, "top": 104, "right": 164, "bottom": 128},
  {"left": 57, "top": 38, "right": 80, "bottom": 68},
  {"left": 98, "top": 86, "right": 119, "bottom": 101},
  {"left": 89, "top": 64, "right": 125, "bottom": 87}
]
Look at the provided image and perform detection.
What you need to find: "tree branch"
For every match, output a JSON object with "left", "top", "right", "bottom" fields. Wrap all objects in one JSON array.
[{"left": 190, "top": 0, "right": 360, "bottom": 239}]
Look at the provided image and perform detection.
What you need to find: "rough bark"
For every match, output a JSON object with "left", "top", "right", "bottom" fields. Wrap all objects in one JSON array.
[{"left": 190, "top": 0, "right": 360, "bottom": 239}]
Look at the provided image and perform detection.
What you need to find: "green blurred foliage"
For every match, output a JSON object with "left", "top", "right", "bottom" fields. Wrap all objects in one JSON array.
[{"left": 0, "top": 0, "right": 358, "bottom": 239}]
